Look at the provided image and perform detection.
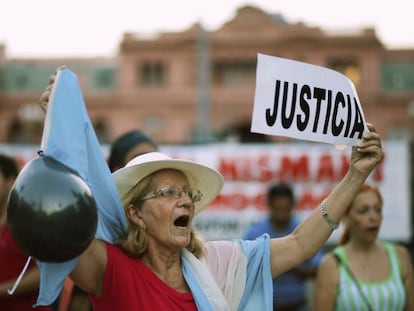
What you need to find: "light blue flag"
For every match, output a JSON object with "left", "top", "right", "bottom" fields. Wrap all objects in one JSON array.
[{"left": 35, "top": 68, "right": 127, "bottom": 306}]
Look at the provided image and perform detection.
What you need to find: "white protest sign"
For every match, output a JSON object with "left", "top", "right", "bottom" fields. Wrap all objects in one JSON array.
[{"left": 251, "top": 54, "right": 368, "bottom": 146}]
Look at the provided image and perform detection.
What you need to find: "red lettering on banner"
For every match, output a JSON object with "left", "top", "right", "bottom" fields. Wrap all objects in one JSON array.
[
  {"left": 296, "top": 190, "right": 331, "bottom": 211},
  {"left": 229, "top": 192, "right": 250, "bottom": 210},
  {"left": 314, "top": 154, "right": 351, "bottom": 182},
  {"left": 218, "top": 157, "right": 239, "bottom": 180},
  {"left": 219, "top": 157, "right": 262, "bottom": 181},
  {"left": 257, "top": 155, "right": 274, "bottom": 182},
  {"left": 218, "top": 153, "right": 357, "bottom": 183},
  {"left": 297, "top": 191, "right": 316, "bottom": 211},
  {"left": 211, "top": 193, "right": 231, "bottom": 209},
  {"left": 339, "top": 155, "right": 349, "bottom": 178},
  {"left": 219, "top": 156, "right": 276, "bottom": 182},
  {"left": 210, "top": 189, "right": 334, "bottom": 212},
  {"left": 280, "top": 155, "right": 309, "bottom": 182},
  {"left": 316, "top": 154, "right": 335, "bottom": 182},
  {"left": 210, "top": 192, "right": 267, "bottom": 211},
  {"left": 253, "top": 192, "right": 267, "bottom": 211}
]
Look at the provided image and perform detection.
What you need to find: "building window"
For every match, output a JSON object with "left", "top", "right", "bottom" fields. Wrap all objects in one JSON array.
[
  {"left": 95, "top": 68, "right": 115, "bottom": 90},
  {"left": 213, "top": 60, "right": 256, "bottom": 86},
  {"left": 327, "top": 59, "right": 361, "bottom": 86},
  {"left": 381, "top": 62, "right": 414, "bottom": 92},
  {"left": 138, "top": 62, "right": 166, "bottom": 87},
  {"left": 0, "top": 68, "right": 4, "bottom": 90},
  {"left": 16, "top": 73, "right": 29, "bottom": 90}
]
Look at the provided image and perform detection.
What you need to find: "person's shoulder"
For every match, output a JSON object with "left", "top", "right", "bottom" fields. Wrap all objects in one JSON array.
[
  {"left": 383, "top": 241, "right": 409, "bottom": 259},
  {"left": 316, "top": 252, "right": 340, "bottom": 284},
  {"left": 388, "top": 242, "right": 414, "bottom": 282},
  {"left": 391, "top": 243, "right": 412, "bottom": 264},
  {"left": 319, "top": 251, "right": 339, "bottom": 269},
  {"left": 98, "top": 240, "right": 125, "bottom": 260}
]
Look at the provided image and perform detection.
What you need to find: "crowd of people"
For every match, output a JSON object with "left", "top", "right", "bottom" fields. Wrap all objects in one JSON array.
[{"left": 0, "top": 65, "right": 413, "bottom": 311}]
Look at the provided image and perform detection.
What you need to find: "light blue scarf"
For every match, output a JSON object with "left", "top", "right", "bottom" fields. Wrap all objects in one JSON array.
[
  {"left": 34, "top": 68, "right": 273, "bottom": 310},
  {"left": 182, "top": 235, "right": 273, "bottom": 311}
]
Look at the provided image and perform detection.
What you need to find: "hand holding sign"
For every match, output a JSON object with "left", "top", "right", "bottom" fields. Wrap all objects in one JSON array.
[
  {"left": 251, "top": 54, "right": 368, "bottom": 146},
  {"left": 350, "top": 123, "right": 384, "bottom": 177}
]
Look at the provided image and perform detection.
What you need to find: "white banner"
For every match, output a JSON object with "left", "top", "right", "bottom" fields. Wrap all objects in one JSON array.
[
  {"left": 161, "top": 141, "right": 411, "bottom": 243},
  {"left": 0, "top": 140, "right": 411, "bottom": 243}
]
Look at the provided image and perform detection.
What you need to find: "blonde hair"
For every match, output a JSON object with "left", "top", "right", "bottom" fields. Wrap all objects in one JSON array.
[
  {"left": 116, "top": 170, "right": 205, "bottom": 258},
  {"left": 338, "top": 184, "right": 383, "bottom": 245}
]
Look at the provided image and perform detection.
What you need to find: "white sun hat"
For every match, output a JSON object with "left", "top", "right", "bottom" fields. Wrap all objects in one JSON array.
[{"left": 112, "top": 152, "right": 224, "bottom": 214}]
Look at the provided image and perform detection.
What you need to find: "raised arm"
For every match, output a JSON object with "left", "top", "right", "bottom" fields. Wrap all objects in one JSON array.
[{"left": 270, "top": 125, "right": 383, "bottom": 277}]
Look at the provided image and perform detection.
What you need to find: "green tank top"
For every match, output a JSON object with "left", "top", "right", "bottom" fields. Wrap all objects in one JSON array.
[{"left": 333, "top": 242, "right": 406, "bottom": 311}]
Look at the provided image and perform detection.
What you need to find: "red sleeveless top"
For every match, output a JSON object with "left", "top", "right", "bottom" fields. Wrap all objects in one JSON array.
[{"left": 90, "top": 242, "right": 197, "bottom": 311}]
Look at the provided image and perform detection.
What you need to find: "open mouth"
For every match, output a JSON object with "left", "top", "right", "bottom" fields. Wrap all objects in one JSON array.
[{"left": 174, "top": 215, "right": 190, "bottom": 228}]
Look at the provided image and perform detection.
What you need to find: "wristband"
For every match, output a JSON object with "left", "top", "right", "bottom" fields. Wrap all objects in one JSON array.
[{"left": 320, "top": 201, "right": 339, "bottom": 230}]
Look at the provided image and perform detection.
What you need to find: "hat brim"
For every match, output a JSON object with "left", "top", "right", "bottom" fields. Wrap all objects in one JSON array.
[{"left": 112, "top": 156, "right": 224, "bottom": 214}]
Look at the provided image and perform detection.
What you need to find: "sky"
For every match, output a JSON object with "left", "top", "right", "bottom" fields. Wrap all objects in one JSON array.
[{"left": 1, "top": 0, "right": 413, "bottom": 58}]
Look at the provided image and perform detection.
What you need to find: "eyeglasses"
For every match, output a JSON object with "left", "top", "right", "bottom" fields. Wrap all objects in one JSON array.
[{"left": 140, "top": 186, "right": 203, "bottom": 203}]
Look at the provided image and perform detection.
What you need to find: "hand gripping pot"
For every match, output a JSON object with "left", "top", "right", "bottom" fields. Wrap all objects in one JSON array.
[{"left": 7, "top": 153, "right": 98, "bottom": 262}]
